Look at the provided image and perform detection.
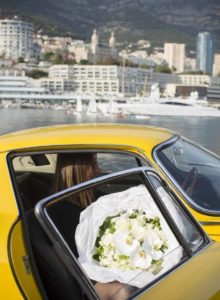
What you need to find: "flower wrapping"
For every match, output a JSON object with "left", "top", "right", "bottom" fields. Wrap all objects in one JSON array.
[{"left": 75, "top": 185, "right": 183, "bottom": 288}]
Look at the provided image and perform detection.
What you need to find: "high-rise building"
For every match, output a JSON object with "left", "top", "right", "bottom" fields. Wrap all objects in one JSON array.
[
  {"left": 196, "top": 32, "right": 213, "bottom": 74},
  {"left": 164, "top": 43, "right": 185, "bottom": 73},
  {"left": 213, "top": 54, "right": 220, "bottom": 76},
  {"left": 0, "top": 18, "right": 34, "bottom": 60}
]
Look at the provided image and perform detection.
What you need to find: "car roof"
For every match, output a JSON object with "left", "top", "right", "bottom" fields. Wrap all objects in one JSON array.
[{"left": 0, "top": 123, "right": 175, "bottom": 153}]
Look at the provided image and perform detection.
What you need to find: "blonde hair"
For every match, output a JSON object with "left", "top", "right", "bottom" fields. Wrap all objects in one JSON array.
[{"left": 52, "top": 153, "right": 99, "bottom": 208}]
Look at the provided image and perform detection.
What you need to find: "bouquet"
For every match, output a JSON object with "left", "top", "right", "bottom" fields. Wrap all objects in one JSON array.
[
  {"left": 75, "top": 185, "right": 182, "bottom": 288},
  {"left": 93, "top": 209, "right": 168, "bottom": 274}
]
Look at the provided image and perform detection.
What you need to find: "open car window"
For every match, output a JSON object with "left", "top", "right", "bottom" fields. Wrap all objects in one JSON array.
[
  {"left": 34, "top": 167, "right": 208, "bottom": 300},
  {"left": 154, "top": 137, "right": 220, "bottom": 214},
  {"left": 12, "top": 150, "right": 149, "bottom": 211}
]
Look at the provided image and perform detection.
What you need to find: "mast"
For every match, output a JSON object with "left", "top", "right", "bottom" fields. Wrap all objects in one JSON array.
[
  {"left": 121, "top": 54, "right": 126, "bottom": 95},
  {"left": 143, "top": 76, "right": 148, "bottom": 96}
]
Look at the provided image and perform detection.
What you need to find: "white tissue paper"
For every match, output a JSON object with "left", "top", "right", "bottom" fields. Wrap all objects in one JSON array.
[{"left": 75, "top": 184, "right": 183, "bottom": 288}]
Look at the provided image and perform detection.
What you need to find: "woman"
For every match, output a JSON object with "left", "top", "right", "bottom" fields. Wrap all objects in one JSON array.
[
  {"left": 52, "top": 152, "right": 100, "bottom": 207},
  {"left": 52, "top": 152, "right": 131, "bottom": 300}
]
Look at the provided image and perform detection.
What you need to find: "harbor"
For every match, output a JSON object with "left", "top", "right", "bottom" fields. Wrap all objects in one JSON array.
[{"left": 1, "top": 107, "right": 219, "bottom": 156}]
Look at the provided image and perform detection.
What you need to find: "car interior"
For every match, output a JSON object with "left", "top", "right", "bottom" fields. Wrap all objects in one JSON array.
[{"left": 12, "top": 151, "right": 149, "bottom": 299}]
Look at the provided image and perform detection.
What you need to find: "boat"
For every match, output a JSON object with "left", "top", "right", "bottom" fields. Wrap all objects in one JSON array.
[
  {"left": 87, "top": 96, "right": 97, "bottom": 115},
  {"left": 119, "top": 97, "right": 220, "bottom": 117}
]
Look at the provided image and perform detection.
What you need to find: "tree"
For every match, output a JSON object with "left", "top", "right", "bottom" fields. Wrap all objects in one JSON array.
[
  {"left": 97, "top": 55, "right": 120, "bottom": 66},
  {"left": 18, "top": 57, "right": 24, "bottom": 63},
  {"left": 182, "top": 70, "right": 206, "bottom": 75},
  {"left": 44, "top": 52, "right": 54, "bottom": 61},
  {"left": 65, "top": 59, "right": 77, "bottom": 65},
  {"left": 78, "top": 59, "right": 90, "bottom": 65},
  {"left": 52, "top": 53, "right": 63, "bottom": 64},
  {"left": 27, "top": 70, "right": 48, "bottom": 79},
  {"left": 155, "top": 64, "right": 172, "bottom": 73}
]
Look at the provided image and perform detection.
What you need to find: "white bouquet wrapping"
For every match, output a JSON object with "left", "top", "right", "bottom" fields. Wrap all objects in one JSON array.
[{"left": 75, "top": 185, "right": 183, "bottom": 288}]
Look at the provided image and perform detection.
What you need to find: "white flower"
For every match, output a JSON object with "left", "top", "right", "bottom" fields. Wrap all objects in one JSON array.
[
  {"left": 131, "top": 224, "right": 146, "bottom": 241},
  {"left": 114, "top": 217, "right": 129, "bottom": 232},
  {"left": 92, "top": 209, "right": 168, "bottom": 272},
  {"left": 143, "top": 229, "right": 164, "bottom": 260},
  {"left": 100, "top": 233, "right": 114, "bottom": 247},
  {"left": 131, "top": 247, "right": 152, "bottom": 269},
  {"left": 100, "top": 255, "right": 114, "bottom": 267},
  {"left": 114, "top": 231, "right": 139, "bottom": 256}
]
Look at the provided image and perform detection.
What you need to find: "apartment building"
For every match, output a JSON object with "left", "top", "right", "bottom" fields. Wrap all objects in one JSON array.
[
  {"left": 42, "top": 64, "right": 152, "bottom": 96},
  {"left": 164, "top": 43, "right": 185, "bottom": 73},
  {"left": 0, "top": 18, "right": 33, "bottom": 59}
]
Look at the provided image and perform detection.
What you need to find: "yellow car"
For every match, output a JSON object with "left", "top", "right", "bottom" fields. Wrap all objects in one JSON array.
[{"left": 1, "top": 123, "right": 220, "bottom": 300}]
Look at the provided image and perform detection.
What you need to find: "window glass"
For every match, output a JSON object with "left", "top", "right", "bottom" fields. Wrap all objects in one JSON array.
[
  {"left": 97, "top": 152, "right": 148, "bottom": 174},
  {"left": 148, "top": 173, "right": 203, "bottom": 251},
  {"left": 155, "top": 138, "right": 220, "bottom": 211}
]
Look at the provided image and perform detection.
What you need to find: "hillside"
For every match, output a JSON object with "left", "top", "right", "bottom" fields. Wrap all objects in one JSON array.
[{"left": 0, "top": 0, "right": 219, "bottom": 49}]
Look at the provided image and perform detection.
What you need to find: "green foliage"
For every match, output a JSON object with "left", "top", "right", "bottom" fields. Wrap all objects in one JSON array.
[
  {"left": 65, "top": 59, "right": 77, "bottom": 65},
  {"left": 1, "top": 0, "right": 220, "bottom": 52},
  {"left": 52, "top": 53, "right": 63, "bottom": 64},
  {"left": 98, "top": 216, "right": 116, "bottom": 237},
  {"left": 128, "top": 211, "right": 138, "bottom": 219},
  {"left": 97, "top": 56, "right": 120, "bottom": 66},
  {"left": 139, "top": 64, "right": 151, "bottom": 69},
  {"left": 125, "top": 60, "right": 139, "bottom": 68},
  {"left": 92, "top": 246, "right": 104, "bottom": 262},
  {"left": 78, "top": 59, "right": 90, "bottom": 65},
  {"left": 118, "top": 255, "right": 129, "bottom": 260},
  {"left": 18, "top": 57, "right": 24, "bottom": 63},
  {"left": 44, "top": 52, "right": 54, "bottom": 61},
  {"left": 182, "top": 70, "right": 207, "bottom": 75},
  {"left": 27, "top": 69, "right": 48, "bottom": 79},
  {"left": 160, "top": 242, "right": 168, "bottom": 253},
  {"left": 155, "top": 64, "right": 172, "bottom": 74}
]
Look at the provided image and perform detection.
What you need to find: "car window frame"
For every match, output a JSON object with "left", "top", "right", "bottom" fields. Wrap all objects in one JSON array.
[
  {"left": 9, "top": 147, "right": 150, "bottom": 173},
  {"left": 153, "top": 135, "right": 220, "bottom": 216},
  {"left": 34, "top": 166, "right": 210, "bottom": 300},
  {"left": 7, "top": 147, "right": 152, "bottom": 298}
]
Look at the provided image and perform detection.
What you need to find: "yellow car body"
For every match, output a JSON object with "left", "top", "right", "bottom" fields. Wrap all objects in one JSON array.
[{"left": 1, "top": 123, "right": 220, "bottom": 300}]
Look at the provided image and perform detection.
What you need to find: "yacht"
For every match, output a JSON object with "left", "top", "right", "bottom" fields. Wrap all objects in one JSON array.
[{"left": 119, "top": 97, "right": 220, "bottom": 117}]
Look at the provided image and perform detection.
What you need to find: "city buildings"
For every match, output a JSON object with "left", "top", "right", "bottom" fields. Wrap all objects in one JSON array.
[
  {"left": 40, "top": 64, "right": 152, "bottom": 96},
  {"left": 0, "top": 18, "right": 34, "bottom": 60},
  {"left": 68, "top": 30, "right": 118, "bottom": 63},
  {"left": 40, "top": 64, "right": 220, "bottom": 98},
  {"left": 164, "top": 43, "right": 185, "bottom": 73},
  {"left": 213, "top": 54, "right": 220, "bottom": 76},
  {"left": 196, "top": 32, "right": 213, "bottom": 74},
  {"left": 184, "top": 57, "right": 196, "bottom": 72}
]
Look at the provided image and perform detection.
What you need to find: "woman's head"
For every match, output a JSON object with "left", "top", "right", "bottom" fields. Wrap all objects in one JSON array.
[{"left": 53, "top": 152, "right": 100, "bottom": 208}]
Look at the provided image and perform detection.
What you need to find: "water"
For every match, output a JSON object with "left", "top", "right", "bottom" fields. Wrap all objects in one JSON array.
[{"left": 0, "top": 108, "right": 219, "bottom": 155}]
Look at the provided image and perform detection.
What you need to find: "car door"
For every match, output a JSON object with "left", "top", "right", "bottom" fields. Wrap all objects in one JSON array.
[
  {"left": 33, "top": 167, "right": 209, "bottom": 300},
  {"left": 0, "top": 151, "right": 42, "bottom": 300}
]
